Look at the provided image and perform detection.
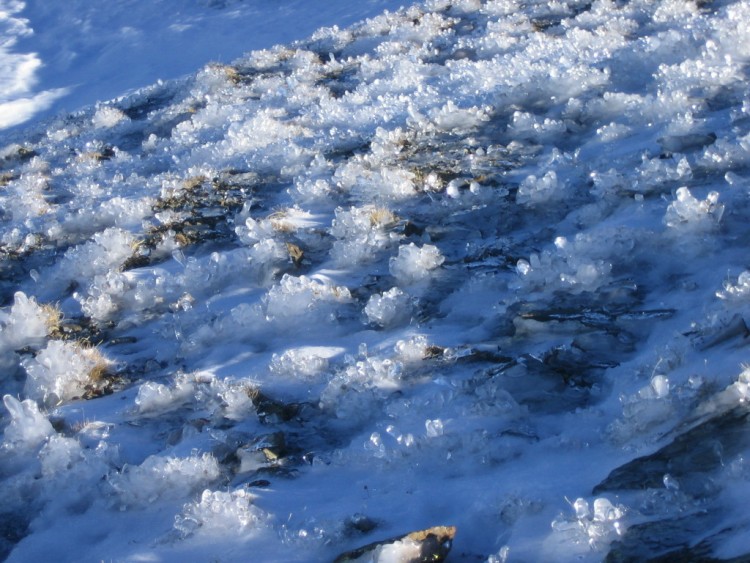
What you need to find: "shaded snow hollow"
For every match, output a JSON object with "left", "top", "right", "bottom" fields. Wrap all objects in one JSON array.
[{"left": 2, "top": 0, "right": 750, "bottom": 560}]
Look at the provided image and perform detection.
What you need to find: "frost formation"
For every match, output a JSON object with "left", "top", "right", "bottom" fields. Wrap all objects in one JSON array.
[{"left": 2, "top": 0, "right": 750, "bottom": 561}]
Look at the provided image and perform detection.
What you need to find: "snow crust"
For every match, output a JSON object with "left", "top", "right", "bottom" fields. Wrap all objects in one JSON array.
[{"left": 2, "top": 0, "right": 750, "bottom": 560}]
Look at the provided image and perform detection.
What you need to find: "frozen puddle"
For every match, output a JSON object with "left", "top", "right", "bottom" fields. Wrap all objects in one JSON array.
[{"left": 3, "top": 0, "right": 750, "bottom": 560}]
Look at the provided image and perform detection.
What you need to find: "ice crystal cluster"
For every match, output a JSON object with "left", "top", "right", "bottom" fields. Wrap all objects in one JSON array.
[{"left": 2, "top": 0, "right": 750, "bottom": 560}]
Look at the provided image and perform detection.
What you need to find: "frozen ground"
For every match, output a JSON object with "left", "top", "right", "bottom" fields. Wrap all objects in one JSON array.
[{"left": 2, "top": 0, "right": 750, "bottom": 561}]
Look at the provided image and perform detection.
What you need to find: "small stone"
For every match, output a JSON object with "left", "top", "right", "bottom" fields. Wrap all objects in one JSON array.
[{"left": 334, "top": 525, "right": 456, "bottom": 563}]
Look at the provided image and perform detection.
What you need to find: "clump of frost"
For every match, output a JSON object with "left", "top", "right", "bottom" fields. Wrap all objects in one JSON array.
[
  {"left": 425, "top": 418, "right": 445, "bottom": 438},
  {"left": 638, "top": 374, "right": 671, "bottom": 400},
  {"left": 692, "top": 365, "right": 750, "bottom": 417},
  {"left": 589, "top": 169, "right": 628, "bottom": 197},
  {"left": 0, "top": 292, "right": 57, "bottom": 353},
  {"left": 635, "top": 155, "right": 692, "bottom": 192},
  {"left": 698, "top": 132, "right": 750, "bottom": 171},
  {"left": 551, "top": 497, "right": 626, "bottom": 551},
  {"left": 320, "top": 355, "right": 404, "bottom": 421},
  {"left": 291, "top": 177, "right": 335, "bottom": 204},
  {"left": 725, "top": 367, "right": 750, "bottom": 405},
  {"left": 364, "top": 287, "right": 412, "bottom": 327},
  {"left": 219, "top": 384, "right": 256, "bottom": 422},
  {"left": 23, "top": 341, "right": 112, "bottom": 406},
  {"left": 236, "top": 215, "right": 282, "bottom": 246},
  {"left": 91, "top": 105, "right": 129, "bottom": 129},
  {"left": 607, "top": 374, "right": 674, "bottom": 444},
  {"left": 366, "top": 127, "right": 413, "bottom": 163},
  {"left": 509, "top": 111, "right": 567, "bottom": 143},
  {"left": 389, "top": 243, "right": 444, "bottom": 285},
  {"left": 246, "top": 239, "right": 291, "bottom": 284},
  {"left": 77, "top": 266, "right": 185, "bottom": 324},
  {"left": 182, "top": 303, "right": 261, "bottom": 354},
  {"left": 1, "top": 394, "right": 54, "bottom": 451},
  {"left": 394, "top": 335, "right": 434, "bottom": 364},
  {"left": 135, "top": 372, "right": 255, "bottom": 421},
  {"left": 76, "top": 271, "right": 131, "bottom": 322},
  {"left": 342, "top": 356, "right": 404, "bottom": 390},
  {"left": 109, "top": 453, "right": 220, "bottom": 508},
  {"left": 264, "top": 274, "right": 352, "bottom": 327},
  {"left": 330, "top": 205, "right": 401, "bottom": 265},
  {"left": 429, "top": 101, "right": 490, "bottom": 134},
  {"left": 487, "top": 546, "right": 511, "bottom": 563},
  {"left": 334, "top": 162, "right": 417, "bottom": 203},
  {"left": 221, "top": 108, "right": 312, "bottom": 156},
  {"left": 174, "top": 488, "right": 266, "bottom": 538},
  {"left": 357, "top": 536, "right": 424, "bottom": 561},
  {"left": 49, "top": 227, "right": 137, "bottom": 293},
  {"left": 270, "top": 346, "right": 342, "bottom": 380},
  {"left": 516, "top": 234, "right": 615, "bottom": 293},
  {"left": 717, "top": 271, "right": 750, "bottom": 301},
  {"left": 664, "top": 187, "right": 724, "bottom": 231},
  {"left": 176, "top": 246, "right": 288, "bottom": 299},
  {"left": 38, "top": 434, "right": 83, "bottom": 478},
  {"left": 516, "top": 170, "right": 563, "bottom": 205},
  {"left": 596, "top": 122, "right": 632, "bottom": 143},
  {"left": 2, "top": 170, "right": 51, "bottom": 220},
  {"left": 60, "top": 193, "right": 154, "bottom": 237},
  {"left": 35, "top": 434, "right": 116, "bottom": 512},
  {"left": 134, "top": 373, "right": 200, "bottom": 415}
]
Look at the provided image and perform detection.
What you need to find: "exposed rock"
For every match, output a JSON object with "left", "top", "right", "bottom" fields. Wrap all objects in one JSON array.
[
  {"left": 246, "top": 387, "right": 302, "bottom": 424},
  {"left": 344, "top": 514, "right": 379, "bottom": 535},
  {"left": 594, "top": 406, "right": 750, "bottom": 495},
  {"left": 657, "top": 132, "right": 717, "bottom": 155},
  {"left": 605, "top": 510, "right": 750, "bottom": 562},
  {"left": 0, "top": 511, "right": 30, "bottom": 561},
  {"left": 334, "top": 525, "right": 456, "bottom": 563}
]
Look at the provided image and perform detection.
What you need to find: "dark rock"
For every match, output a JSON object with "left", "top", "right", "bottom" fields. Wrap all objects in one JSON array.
[
  {"left": 246, "top": 387, "right": 302, "bottom": 424},
  {"left": 658, "top": 133, "right": 717, "bottom": 154},
  {"left": 0, "top": 511, "right": 30, "bottom": 561},
  {"left": 0, "top": 144, "right": 37, "bottom": 170},
  {"left": 334, "top": 525, "right": 456, "bottom": 563},
  {"left": 345, "top": 513, "right": 379, "bottom": 535},
  {"left": 594, "top": 406, "right": 750, "bottom": 495},
  {"left": 605, "top": 510, "right": 750, "bottom": 562},
  {"left": 247, "top": 479, "right": 271, "bottom": 488},
  {"left": 687, "top": 315, "right": 750, "bottom": 351}
]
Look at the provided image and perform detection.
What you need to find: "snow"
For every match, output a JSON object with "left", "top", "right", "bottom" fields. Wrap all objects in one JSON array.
[
  {"left": 1, "top": 0, "right": 408, "bottom": 132},
  {"left": 2, "top": 0, "right": 750, "bottom": 561}
]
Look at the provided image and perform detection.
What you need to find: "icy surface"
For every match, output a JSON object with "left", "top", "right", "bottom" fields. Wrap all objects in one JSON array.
[{"left": 2, "top": 0, "right": 750, "bottom": 561}]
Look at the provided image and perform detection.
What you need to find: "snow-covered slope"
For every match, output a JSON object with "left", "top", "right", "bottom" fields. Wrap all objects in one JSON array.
[
  {"left": 2, "top": 0, "right": 750, "bottom": 561},
  {"left": 0, "top": 0, "right": 406, "bottom": 130}
]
